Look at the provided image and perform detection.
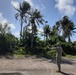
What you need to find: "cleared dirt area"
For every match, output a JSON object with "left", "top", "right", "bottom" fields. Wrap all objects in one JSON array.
[{"left": 0, "top": 56, "right": 76, "bottom": 75}]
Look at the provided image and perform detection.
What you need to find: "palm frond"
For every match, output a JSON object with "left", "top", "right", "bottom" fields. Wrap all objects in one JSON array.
[
  {"left": 38, "top": 19, "right": 44, "bottom": 24},
  {"left": 27, "top": 11, "right": 32, "bottom": 16},
  {"left": 15, "top": 13, "right": 19, "bottom": 20},
  {"left": 24, "top": 18, "right": 27, "bottom": 23},
  {"left": 36, "top": 20, "right": 39, "bottom": 26},
  {"left": 72, "top": 31, "right": 76, "bottom": 33},
  {"left": 14, "top": 7, "right": 21, "bottom": 12},
  {"left": 74, "top": 28, "right": 76, "bottom": 29},
  {"left": 20, "top": 3, "right": 22, "bottom": 11}
]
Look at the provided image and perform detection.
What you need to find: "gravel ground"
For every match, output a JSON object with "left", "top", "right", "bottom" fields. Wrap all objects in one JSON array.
[{"left": 0, "top": 56, "right": 76, "bottom": 75}]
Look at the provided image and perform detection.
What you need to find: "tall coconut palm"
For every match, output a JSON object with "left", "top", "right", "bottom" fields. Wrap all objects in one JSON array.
[
  {"left": 28, "top": 9, "right": 45, "bottom": 47},
  {"left": 14, "top": 1, "right": 30, "bottom": 41},
  {"left": 61, "top": 16, "right": 76, "bottom": 42},
  {"left": 56, "top": 16, "right": 76, "bottom": 42},
  {"left": 64, "top": 21, "right": 76, "bottom": 42}
]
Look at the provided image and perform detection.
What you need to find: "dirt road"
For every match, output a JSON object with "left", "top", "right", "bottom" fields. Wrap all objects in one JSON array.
[{"left": 0, "top": 56, "right": 76, "bottom": 75}]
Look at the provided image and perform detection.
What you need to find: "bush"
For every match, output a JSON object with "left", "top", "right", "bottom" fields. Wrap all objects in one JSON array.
[
  {"left": 46, "top": 50, "right": 56, "bottom": 58},
  {"left": 61, "top": 42, "right": 76, "bottom": 55},
  {"left": 30, "top": 47, "right": 44, "bottom": 55},
  {"left": 14, "top": 47, "right": 26, "bottom": 55},
  {"left": 74, "top": 45, "right": 76, "bottom": 49}
]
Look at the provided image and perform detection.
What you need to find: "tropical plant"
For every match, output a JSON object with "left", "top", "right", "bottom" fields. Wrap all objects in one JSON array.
[
  {"left": 22, "top": 26, "right": 32, "bottom": 46},
  {"left": 14, "top": 1, "right": 30, "bottom": 41},
  {"left": 43, "top": 25, "right": 51, "bottom": 40},
  {"left": 56, "top": 16, "right": 76, "bottom": 42},
  {"left": 27, "top": 9, "right": 44, "bottom": 47}
]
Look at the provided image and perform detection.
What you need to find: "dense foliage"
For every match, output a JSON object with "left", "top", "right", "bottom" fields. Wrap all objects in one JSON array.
[{"left": 0, "top": 1, "right": 76, "bottom": 57}]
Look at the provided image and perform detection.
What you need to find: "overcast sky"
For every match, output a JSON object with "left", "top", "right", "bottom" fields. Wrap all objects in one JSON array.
[{"left": 0, "top": 0, "right": 76, "bottom": 41}]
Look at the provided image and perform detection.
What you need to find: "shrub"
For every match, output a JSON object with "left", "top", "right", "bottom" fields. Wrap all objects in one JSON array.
[
  {"left": 14, "top": 47, "right": 26, "bottom": 55},
  {"left": 61, "top": 42, "right": 75, "bottom": 55},
  {"left": 46, "top": 50, "right": 56, "bottom": 58},
  {"left": 74, "top": 45, "right": 76, "bottom": 49}
]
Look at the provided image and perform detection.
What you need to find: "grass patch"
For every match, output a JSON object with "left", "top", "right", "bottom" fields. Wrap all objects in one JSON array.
[
  {"left": 65, "top": 55, "right": 76, "bottom": 59},
  {"left": 13, "top": 54, "right": 32, "bottom": 58},
  {"left": 14, "top": 54, "right": 25, "bottom": 58}
]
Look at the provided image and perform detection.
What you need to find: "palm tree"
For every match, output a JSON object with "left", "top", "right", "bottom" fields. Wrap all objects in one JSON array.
[
  {"left": 61, "top": 16, "right": 76, "bottom": 42},
  {"left": 14, "top": 1, "right": 30, "bottom": 41},
  {"left": 28, "top": 9, "right": 44, "bottom": 47},
  {"left": 56, "top": 16, "right": 76, "bottom": 42},
  {"left": 42, "top": 24, "right": 51, "bottom": 46},
  {"left": 43, "top": 25, "right": 51, "bottom": 40},
  {"left": 23, "top": 25, "right": 31, "bottom": 40},
  {"left": 64, "top": 21, "right": 76, "bottom": 42},
  {"left": 22, "top": 26, "right": 32, "bottom": 47}
]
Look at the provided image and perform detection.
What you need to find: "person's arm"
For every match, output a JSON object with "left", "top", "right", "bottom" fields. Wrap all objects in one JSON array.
[{"left": 50, "top": 47, "right": 56, "bottom": 50}]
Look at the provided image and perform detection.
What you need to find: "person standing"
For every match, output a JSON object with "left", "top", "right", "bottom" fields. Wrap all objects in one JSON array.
[
  {"left": 50, "top": 42, "right": 63, "bottom": 72},
  {"left": 55, "top": 42, "right": 63, "bottom": 72}
]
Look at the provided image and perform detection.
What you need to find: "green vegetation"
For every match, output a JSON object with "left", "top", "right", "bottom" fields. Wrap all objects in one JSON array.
[
  {"left": 46, "top": 50, "right": 56, "bottom": 58},
  {"left": 65, "top": 55, "right": 76, "bottom": 59},
  {"left": 0, "top": 1, "right": 76, "bottom": 58}
]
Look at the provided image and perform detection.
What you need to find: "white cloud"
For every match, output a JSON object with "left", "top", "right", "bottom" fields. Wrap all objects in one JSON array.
[
  {"left": 0, "top": 12, "right": 15, "bottom": 29},
  {"left": 9, "top": 23, "right": 15, "bottom": 29},
  {"left": 41, "top": 3, "right": 45, "bottom": 10},
  {"left": 34, "top": 4, "right": 40, "bottom": 10},
  {"left": 39, "top": 0, "right": 45, "bottom": 10},
  {"left": 55, "top": 0, "right": 76, "bottom": 17},
  {"left": 38, "top": 27, "right": 43, "bottom": 34},
  {"left": 0, "top": 13, "right": 3, "bottom": 20},
  {"left": 25, "top": 0, "right": 45, "bottom": 10},
  {"left": 11, "top": 1, "right": 19, "bottom": 9}
]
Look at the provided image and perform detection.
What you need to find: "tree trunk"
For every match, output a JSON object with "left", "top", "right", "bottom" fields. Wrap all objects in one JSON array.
[
  {"left": 31, "top": 24, "right": 34, "bottom": 47},
  {"left": 20, "top": 18, "right": 23, "bottom": 44},
  {"left": 68, "top": 35, "right": 71, "bottom": 42}
]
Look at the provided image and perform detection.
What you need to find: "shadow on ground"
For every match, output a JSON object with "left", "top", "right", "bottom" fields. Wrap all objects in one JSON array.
[
  {"left": 0, "top": 73, "right": 22, "bottom": 75},
  {"left": 34, "top": 56, "right": 75, "bottom": 65},
  {"left": 49, "top": 57, "right": 75, "bottom": 65},
  {"left": 59, "top": 71, "right": 74, "bottom": 75},
  {"left": 61, "top": 58, "right": 74, "bottom": 65}
]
